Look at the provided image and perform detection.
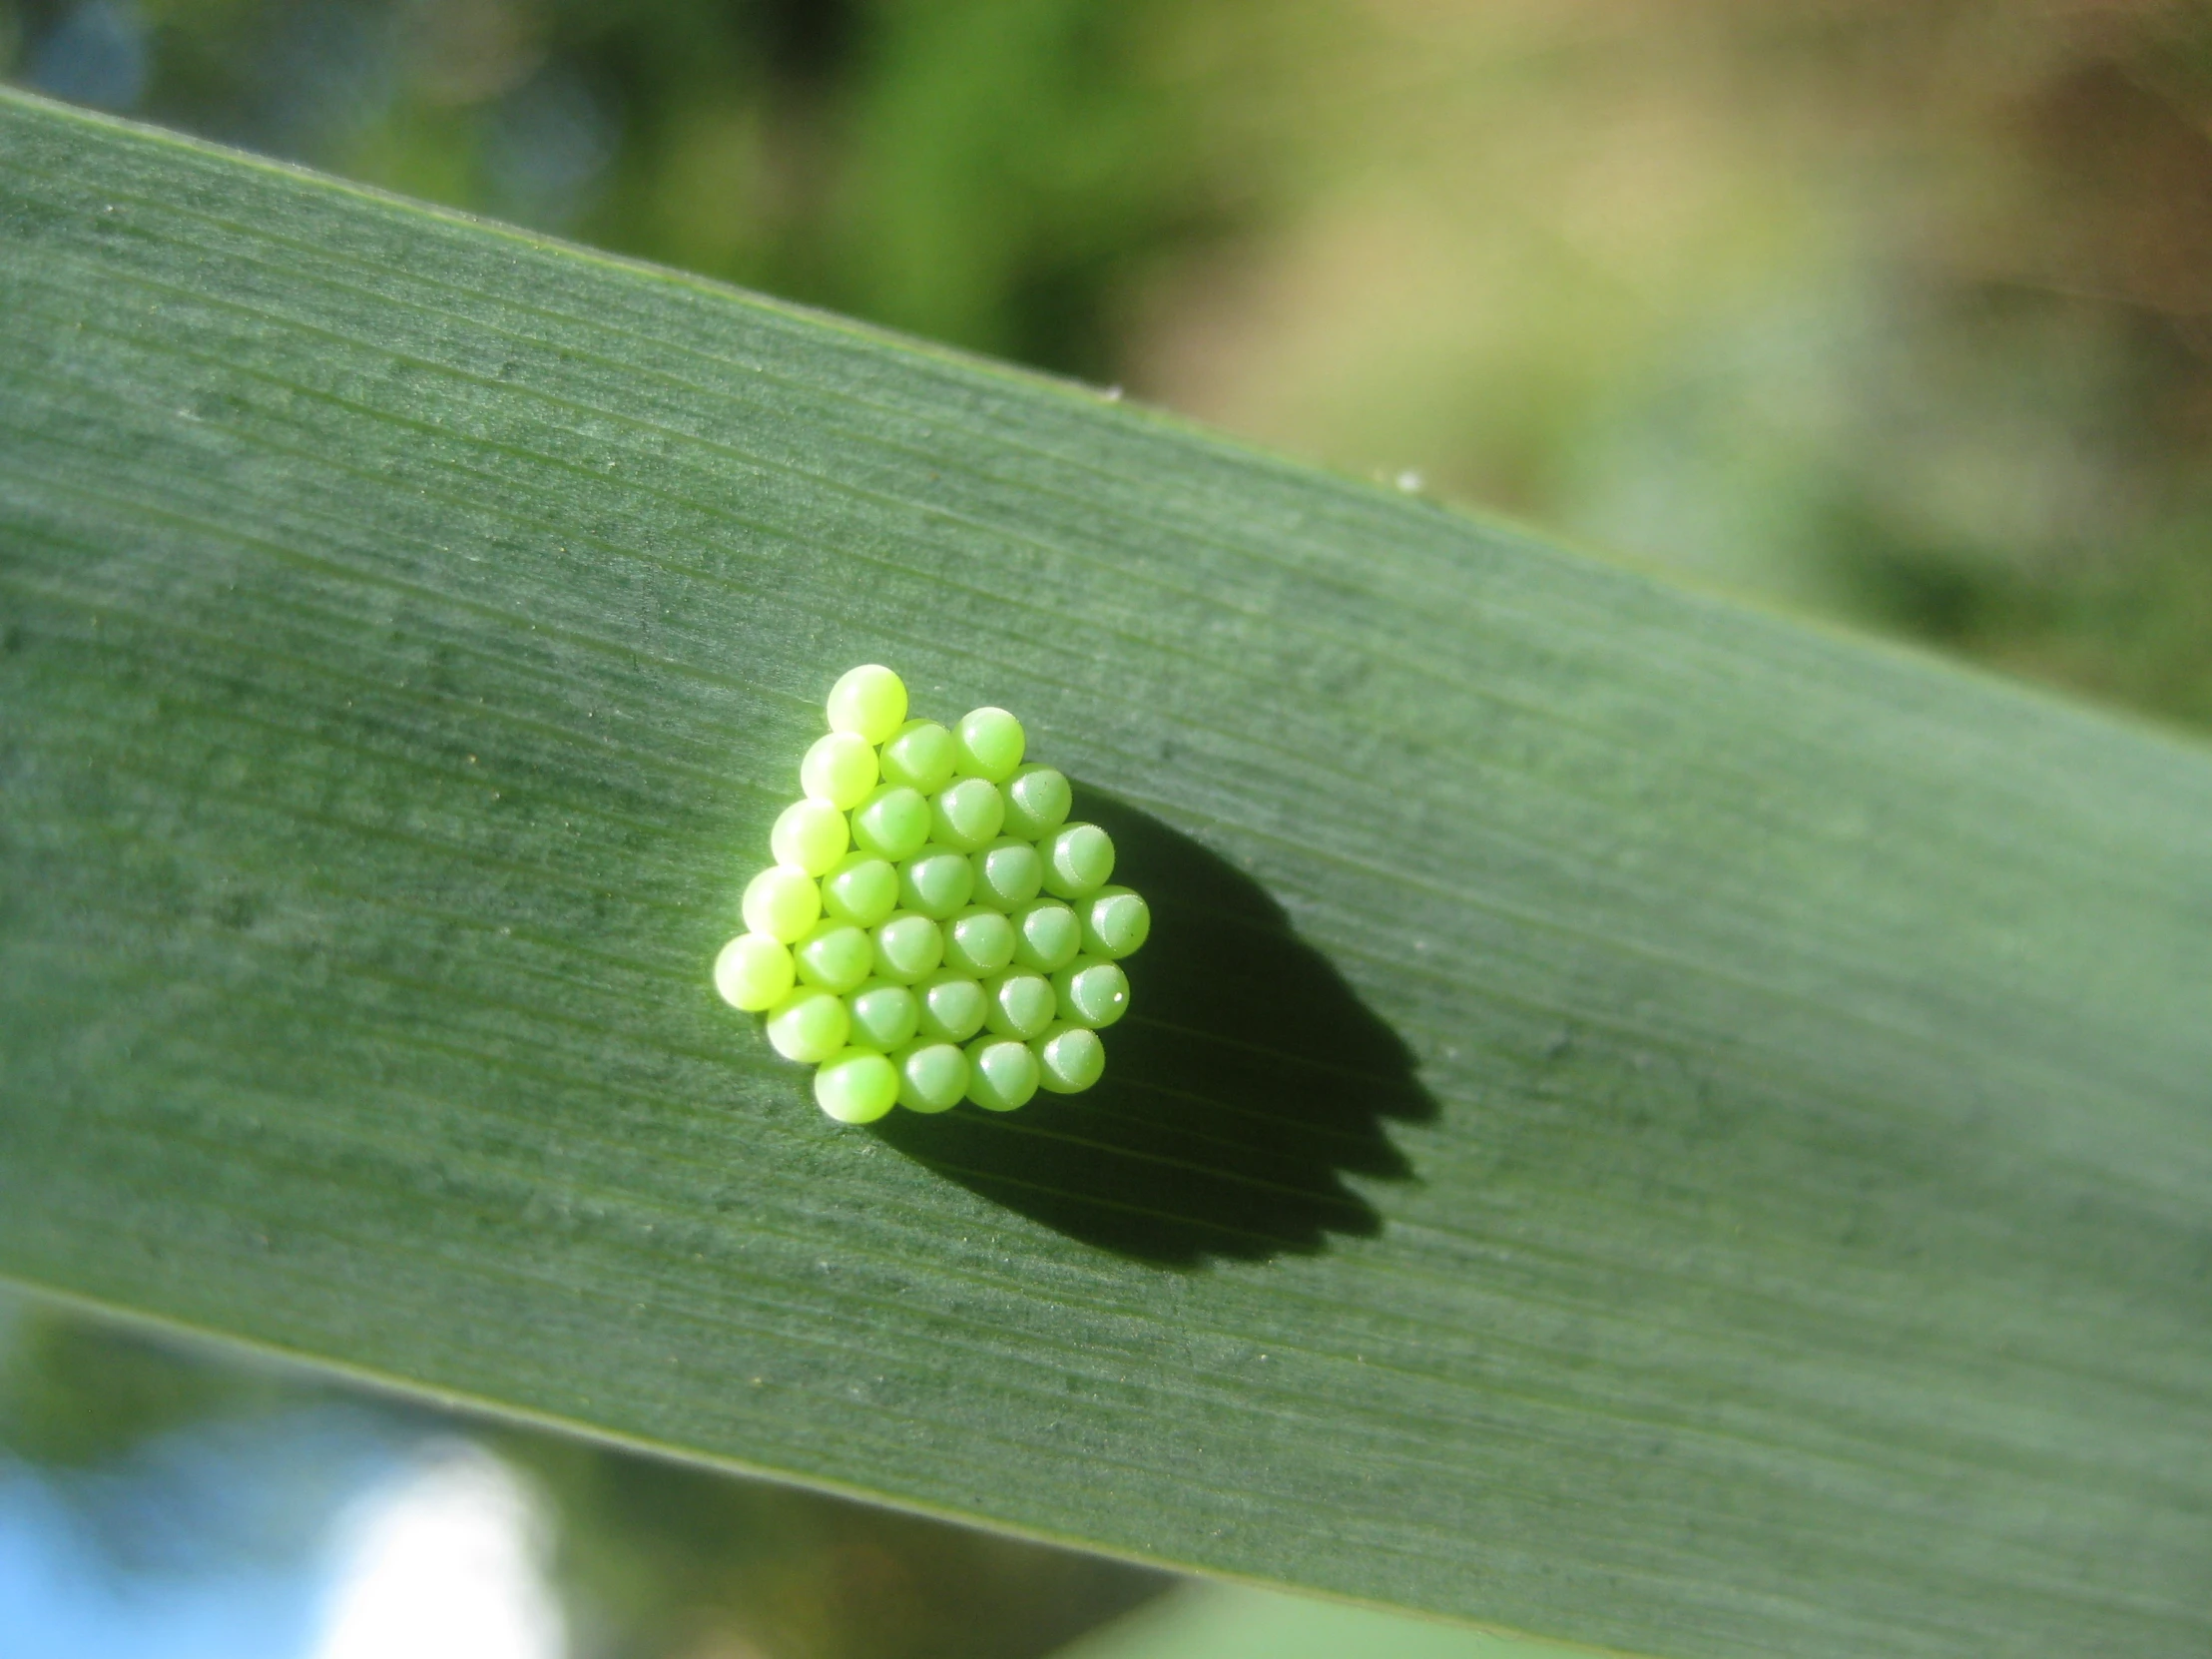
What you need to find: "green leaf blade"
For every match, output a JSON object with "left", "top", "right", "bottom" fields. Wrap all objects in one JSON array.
[{"left": 3, "top": 90, "right": 2209, "bottom": 1658}]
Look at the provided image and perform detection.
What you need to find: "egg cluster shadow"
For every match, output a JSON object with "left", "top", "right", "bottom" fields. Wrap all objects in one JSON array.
[{"left": 870, "top": 792, "right": 1435, "bottom": 1267}]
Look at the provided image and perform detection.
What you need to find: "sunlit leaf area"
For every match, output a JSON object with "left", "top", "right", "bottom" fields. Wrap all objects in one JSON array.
[{"left": 6, "top": 2, "right": 2210, "bottom": 1657}]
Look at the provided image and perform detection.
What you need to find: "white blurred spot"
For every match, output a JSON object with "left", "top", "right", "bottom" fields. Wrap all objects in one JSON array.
[{"left": 306, "top": 1441, "right": 566, "bottom": 1659}]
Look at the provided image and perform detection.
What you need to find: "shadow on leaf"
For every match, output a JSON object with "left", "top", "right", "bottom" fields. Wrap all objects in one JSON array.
[{"left": 871, "top": 791, "right": 1435, "bottom": 1268}]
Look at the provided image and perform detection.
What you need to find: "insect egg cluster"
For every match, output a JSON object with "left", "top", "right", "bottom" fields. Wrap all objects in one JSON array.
[{"left": 713, "top": 665, "right": 1148, "bottom": 1124}]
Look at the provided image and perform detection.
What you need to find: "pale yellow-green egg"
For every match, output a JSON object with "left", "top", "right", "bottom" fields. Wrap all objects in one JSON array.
[
  {"left": 742, "top": 863, "right": 821, "bottom": 943},
  {"left": 712, "top": 932, "right": 794, "bottom": 1012},
  {"left": 801, "top": 731, "right": 879, "bottom": 811},
  {"left": 827, "top": 664, "right": 907, "bottom": 746},
  {"left": 771, "top": 798, "right": 848, "bottom": 876},
  {"left": 765, "top": 985, "right": 849, "bottom": 1063},
  {"left": 814, "top": 1046, "right": 898, "bottom": 1123}
]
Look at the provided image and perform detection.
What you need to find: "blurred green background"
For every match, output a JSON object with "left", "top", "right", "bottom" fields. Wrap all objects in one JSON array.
[{"left": 6, "top": 1, "right": 2209, "bottom": 1654}]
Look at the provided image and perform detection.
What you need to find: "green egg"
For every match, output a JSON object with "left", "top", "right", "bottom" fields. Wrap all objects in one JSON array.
[
  {"left": 821, "top": 851, "right": 898, "bottom": 928},
  {"left": 1079, "top": 885, "right": 1151, "bottom": 959},
  {"left": 793, "top": 919, "right": 872, "bottom": 994},
  {"left": 1032, "top": 1022, "right": 1106, "bottom": 1094},
  {"left": 1010, "top": 898, "right": 1081, "bottom": 973},
  {"left": 898, "top": 844, "right": 975, "bottom": 919},
  {"left": 891, "top": 1040, "right": 968, "bottom": 1113},
  {"left": 742, "top": 863, "right": 821, "bottom": 944},
  {"left": 983, "top": 970, "right": 1056, "bottom": 1041},
  {"left": 1040, "top": 821, "right": 1114, "bottom": 899},
  {"left": 814, "top": 1046, "right": 898, "bottom": 1123},
  {"left": 953, "top": 707, "right": 1025, "bottom": 783},
  {"left": 970, "top": 836, "right": 1044, "bottom": 911},
  {"left": 851, "top": 784, "right": 930, "bottom": 861},
  {"left": 869, "top": 910, "right": 944, "bottom": 984},
  {"left": 929, "top": 777, "right": 1005, "bottom": 852},
  {"left": 844, "top": 979, "right": 920, "bottom": 1050},
  {"left": 880, "top": 719, "right": 957, "bottom": 795},
  {"left": 1053, "top": 955, "right": 1129, "bottom": 1029},
  {"left": 827, "top": 664, "right": 906, "bottom": 746},
  {"left": 801, "top": 731, "right": 878, "bottom": 812},
  {"left": 1001, "top": 764, "right": 1071, "bottom": 840},
  {"left": 771, "top": 798, "right": 849, "bottom": 877},
  {"left": 964, "top": 1035, "right": 1040, "bottom": 1111},
  {"left": 765, "top": 986, "right": 849, "bottom": 1064},
  {"left": 943, "top": 906, "right": 1017, "bottom": 976},
  {"left": 713, "top": 932, "right": 794, "bottom": 1012},
  {"left": 913, "top": 968, "right": 987, "bottom": 1043}
]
